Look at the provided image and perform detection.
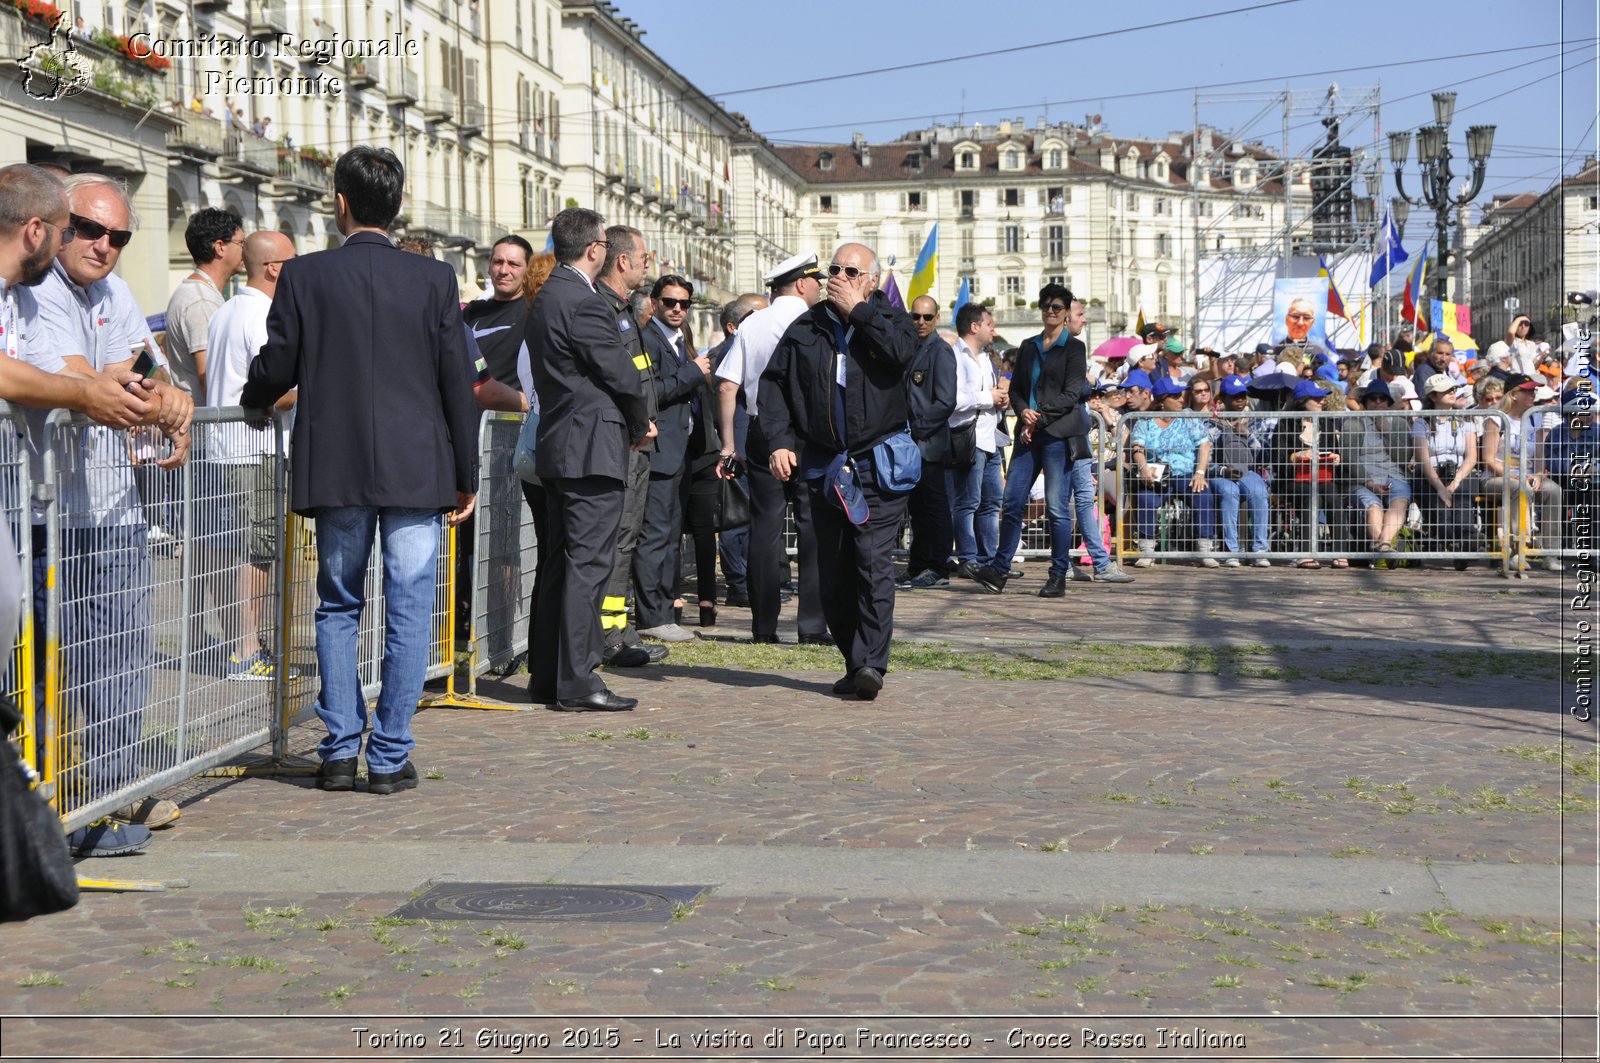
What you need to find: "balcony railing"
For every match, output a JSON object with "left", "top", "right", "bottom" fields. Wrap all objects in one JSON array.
[
  {"left": 274, "top": 150, "right": 332, "bottom": 197},
  {"left": 348, "top": 59, "right": 377, "bottom": 89},
  {"left": 459, "top": 100, "right": 485, "bottom": 136},
  {"left": 604, "top": 153, "right": 622, "bottom": 181},
  {"left": 169, "top": 110, "right": 226, "bottom": 158},
  {"left": 421, "top": 88, "right": 456, "bottom": 122},
  {"left": 389, "top": 64, "right": 418, "bottom": 104},
  {"left": 221, "top": 132, "right": 278, "bottom": 177},
  {"left": 251, "top": 0, "right": 289, "bottom": 36},
  {"left": 624, "top": 164, "right": 641, "bottom": 191},
  {"left": 456, "top": 208, "right": 486, "bottom": 247}
]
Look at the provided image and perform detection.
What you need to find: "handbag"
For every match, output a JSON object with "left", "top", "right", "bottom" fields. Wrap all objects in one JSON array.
[
  {"left": 1, "top": 697, "right": 80, "bottom": 924},
  {"left": 1042, "top": 404, "right": 1091, "bottom": 441},
  {"left": 871, "top": 429, "right": 922, "bottom": 493},
  {"left": 512, "top": 410, "right": 540, "bottom": 484},
  {"left": 683, "top": 468, "right": 751, "bottom": 534},
  {"left": 949, "top": 420, "right": 978, "bottom": 469}
]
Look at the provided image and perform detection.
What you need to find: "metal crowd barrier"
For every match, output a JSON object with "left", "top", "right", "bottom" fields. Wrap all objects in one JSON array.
[
  {"left": 0, "top": 404, "right": 36, "bottom": 779},
  {"left": 1513, "top": 398, "right": 1596, "bottom": 570},
  {"left": 1009, "top": 409, "right": 1112, "bottom": 562},
  {"left": 1107, "top": 407, "right": 1516, "bottom": 569},
  {"left": 39, "top": 407, "right": 291, "bottom": 832}
]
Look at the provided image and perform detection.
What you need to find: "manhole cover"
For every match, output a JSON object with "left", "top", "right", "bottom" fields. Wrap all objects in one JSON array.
[{"left": 389, "top": 883, "right": 709, "bottom": 923}]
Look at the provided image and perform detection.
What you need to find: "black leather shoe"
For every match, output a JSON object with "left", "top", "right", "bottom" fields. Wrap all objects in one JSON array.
[
  {"left": 1008, "top": 568, "right": 1024, "bottom": 579},
  {"left": 972, "top": 566, "right": 1008, "bottom": 594},
  {"left": 641, "top": 642, "right": 669, "bottom": 663},
  {"left": 552, "top": 690, "right": 638, "bottom": 712},
  {"left": 724, "top": 593, "right": 750, "bottom": 608},
  {"left": 852, "top": 667, "right": 884, "bottom": 701},
  {"left": 752, "top": 633, "right": 780, "bottom": 644},
  {"left": 602, "top": 644, "right": 651, "bottom": 667},
  {"left": 798, "top": 631, "right": 835, "bottom": 646},
  {"left": 1039, "top": 574, "right": 1067, "bottom": 598},
  {"left": 316, "top": 757, "right": 357, "bottom": 792},
  {"left": 699, "top": 605, "right": 717, "bottom": 628},
  {"left": 830, "top": 674, "right": 856, "bottom": 696},
  {"left": 367, "top": 761, "right": 418, "bottom": 795}
]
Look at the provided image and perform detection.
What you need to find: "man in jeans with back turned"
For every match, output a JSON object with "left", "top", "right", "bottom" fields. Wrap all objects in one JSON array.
[{"left": 243, "top": 146, "right": 479, "bottom": 796}]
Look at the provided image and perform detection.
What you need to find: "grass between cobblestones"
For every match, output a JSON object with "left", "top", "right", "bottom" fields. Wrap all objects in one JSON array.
[{"left": 657, "top": 637, "right": 1562, "bottom": 687}]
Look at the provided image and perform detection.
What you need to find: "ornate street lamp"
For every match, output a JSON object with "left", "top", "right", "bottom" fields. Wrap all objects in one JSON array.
[{"left": 1390, "top": 91, "right": 1495, "bottom": 302}]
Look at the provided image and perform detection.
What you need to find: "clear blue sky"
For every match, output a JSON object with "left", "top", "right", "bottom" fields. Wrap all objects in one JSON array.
[{"left": 634, "top": 0, "right": 1598, "bottom": 203}]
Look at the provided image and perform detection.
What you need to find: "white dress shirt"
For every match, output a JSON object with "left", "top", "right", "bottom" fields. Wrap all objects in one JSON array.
[
  {"left": 713, "top": 294, "right": 811, "bottom": 416},
  {"left": 950, "top": 336, "right": 1001, "bottom": 453}
]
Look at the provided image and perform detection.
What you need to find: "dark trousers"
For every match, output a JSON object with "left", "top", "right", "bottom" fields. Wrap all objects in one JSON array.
[
  {"left": 717, "top": 518, "right": 748, "bottom": 596},
  {"left": 602, "top": 450, "right": 649, "bottom": 649},
  {"left": 520, "top": 479, "right": 547, "bottom": 663},
  {"left": 633, "top": 466, "right": 685, "bottom": 629},
  {"left": 808, "top": 465, "right": 908, "bottom": 674},
  {"left": 531, "top": 476, "right": 624, "bottom": 700},
  {"left": 905, "top": 459, "right": 954, "bottom": 577},
  {"left": 746, "top": 420, "right": 824, "bottom": 639}
]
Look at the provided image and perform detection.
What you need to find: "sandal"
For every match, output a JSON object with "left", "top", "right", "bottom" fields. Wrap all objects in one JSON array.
[
  {"left": 1296, "top": 558, "right": 1321, "bottom": 569},
  {"left": 1332, "top": 558, "right": 1350, "bottom": 569}
]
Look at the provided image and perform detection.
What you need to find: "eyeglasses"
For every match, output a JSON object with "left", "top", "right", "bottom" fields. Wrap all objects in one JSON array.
[
  {"left": 68, "top": 213, "right": 132, "bottom": 249},
  {"left": 1286, "top": 311, "right": 1314, "bottom": 323},
  {"left": 827, "top": 263, "right": 868, "bottom": 279},
  {"left": 910, "top": 313, "right": 937, "bottom": 322},
  {"left": 40, "top": 219, "right": 77, "bottom": 243},
  {"left": 1040, "top": 303, "right": 1067, "bottom": 313},
  {"left": 588, "top": 238, "right": 611, "bottom": 250},
  {"left": 656, "top": 297, "right": 691, "bottom": 310}
]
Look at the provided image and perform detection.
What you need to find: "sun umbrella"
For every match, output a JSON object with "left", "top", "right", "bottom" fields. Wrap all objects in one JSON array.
[
  {"left": 1247, "top": 371, "right": 1299, "bottom": 394},
  {"left": 1093, "top": 336, "right": 1142, "bottom": 360}
]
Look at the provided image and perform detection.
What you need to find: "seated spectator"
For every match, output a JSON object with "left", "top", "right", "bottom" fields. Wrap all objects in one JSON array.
[
  {"left": 1278, "top": 379, "right": 1347, "bottom": 568},
  {"left": 1208, "top": 374, "right": 1271, "bottom": 566},
  {"left": 1474, "top": 375, "right": 1506, "bottom": 410},
  {"left": 1412, "top": 376, "right": 1480, "bottom": 566},
  {"left": 1546, "top": 383, "right": 1595, "bottom": 557},
  {"left": 1348, "top": 378, "right": 1413, "bottom": 557},
  {"left": 1185, "top": 377, "right": 1214, "bottom": 413},
  {"left": 1128, "top": 376, "right": 1217, "bottom": 568},
  {"left": 1480, "top": 374, "right": 1564, "bottom": 571}
]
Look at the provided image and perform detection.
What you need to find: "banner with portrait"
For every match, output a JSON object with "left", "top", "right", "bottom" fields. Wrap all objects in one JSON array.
[{"left": 1269, "top": 276, "right": 1331, "bottom": 353}]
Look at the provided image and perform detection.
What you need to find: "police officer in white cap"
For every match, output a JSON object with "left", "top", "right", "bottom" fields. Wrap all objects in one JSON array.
[{"left": 715, "top": 252, "right": 829, "bottom": 644}]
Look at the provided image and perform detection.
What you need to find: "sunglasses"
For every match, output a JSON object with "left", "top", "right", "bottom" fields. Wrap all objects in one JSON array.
[
  {"left": 656, "top": 297, "right": 691, "bottom": 310},
  {"left": 827, "top": 263, "right": 868, "bottom": 279},
  {"left": 69, "top": 213, "right": 133, "bottom": 249},
  {"left": 42, "top": 219, "right": 77, "bottom": 243},
  {"left": 1040, "top": 303, "right": 1067, "bottom": 313},
  {"left": 910, "top": 313, "right": 937, "bottom": 322}
]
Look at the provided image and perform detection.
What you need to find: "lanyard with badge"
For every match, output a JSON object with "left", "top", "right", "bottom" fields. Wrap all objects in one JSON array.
[{"left": 0, "top": 287, "right": 17, "bottom": 362}]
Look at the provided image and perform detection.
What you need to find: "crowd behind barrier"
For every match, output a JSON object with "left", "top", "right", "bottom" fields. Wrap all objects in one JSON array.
[{"left": 6, "top": 387, "right": 1594, "bottom": 833}]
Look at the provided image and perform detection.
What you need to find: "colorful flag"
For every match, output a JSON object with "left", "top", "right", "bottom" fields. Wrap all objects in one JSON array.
[
  {"left": 951, "top": 276, "right": 971, "bottom": 327},
  {"left": 1134, "top": 308, "right": 1146, "bottom": 337},
  {"left": 880, "top": 271, "right": 905, "bottom": 312},
  {"left": 1401, "top": 241, "right": 1430, "bottom": 331},
  {"left": 1369, "top": 206, "right": 1409, "bottom": 288},
  {"left": 543, "top": 231, "right": 554, "bottom": 253},
  {"left": 907, "top": 223, "right": 938, "bottom": 303},
  {"left": 1318, "top": 255, "right": 1349, "bottom": 320}
]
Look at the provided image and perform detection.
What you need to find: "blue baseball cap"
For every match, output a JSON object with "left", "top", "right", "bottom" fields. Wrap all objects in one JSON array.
[
  {"left": 1293, "top": 379, "right": 1332, "bottom": 402},
  {"left": 1362, "top": 378, "right": 1393, "bottom": 402},
  {"left": 1121, "top": 369, "right": 1153, "bottom": 391},
  {"left": 1218, "top": 374, "right": 1251, "bottom": 397},
  {"left": 1151, "top": 375, "right": 1185, "bottom": 399}
]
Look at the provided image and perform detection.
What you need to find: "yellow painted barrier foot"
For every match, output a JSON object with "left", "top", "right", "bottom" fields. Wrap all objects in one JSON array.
[
  {"left": 418, "top": 691, "right": 532, "bottom": 712},
  {"left": 76, "top": 874, "right": 185, "bottom": 893}
]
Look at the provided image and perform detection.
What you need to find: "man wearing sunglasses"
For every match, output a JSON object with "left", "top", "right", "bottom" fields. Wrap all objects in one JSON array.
[
  {"left": 634, "top": 274, "right": 710, "bottom": 643},
  {"left": 759, "top": 243, "right": 917, "bottom": 700},
  {"left": 0, "top": 165, "right": 174, "bottom": 857},
  {"left": 897, "top": 295, "right": 956, "bottom": 590}
]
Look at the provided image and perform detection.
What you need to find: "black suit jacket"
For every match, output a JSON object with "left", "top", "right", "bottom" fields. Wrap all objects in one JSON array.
[
  {"left": 525, "top": 265, "right": 650, "bottom": 482},
  {"left": 641, "top": 319, "right": 706, "bottom": 476},
  {"left": 906, "top": 332, "right": 957, "bottom": 463},
  {"left": 242, "top": 230, "right": 479, "bottom": 516}
]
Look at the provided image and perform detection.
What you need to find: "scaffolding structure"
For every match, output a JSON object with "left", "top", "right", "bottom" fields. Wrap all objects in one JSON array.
[{"left": 1192, "top": 84, "right": 1386, "bottom": 353}]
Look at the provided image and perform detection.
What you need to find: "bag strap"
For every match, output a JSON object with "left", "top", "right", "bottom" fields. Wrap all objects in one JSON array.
[{"left": 829, "top": 315, "right": 850, "bottom": 452}]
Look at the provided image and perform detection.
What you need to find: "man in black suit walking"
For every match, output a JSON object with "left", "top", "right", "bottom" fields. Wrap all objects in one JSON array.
[
  {"left": 243, "top": 146, "right": 480, "bottom": 795},
  {"left": 525, "top": 208, "right": 655, "bottom": 712}
]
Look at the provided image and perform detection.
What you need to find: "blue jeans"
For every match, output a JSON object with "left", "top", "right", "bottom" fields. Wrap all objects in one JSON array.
[
  {"left": 994, "top": 434, "right": 1072, "bottom": 577},
  {"left": 1066, "top": 456, "right": 1112, "bottom": 570},
  {"left": 1209, "top": 470, "right": 1270, "bottom": 552},
  {"left": 313, "top": 507, "right": 441, "bottom": 772},
  {"left": 951, "top": 448, "right": 1003, "bottom": 569},
  {"left": 1131, "top": 480, "right": 1217, "bottom": 541}
]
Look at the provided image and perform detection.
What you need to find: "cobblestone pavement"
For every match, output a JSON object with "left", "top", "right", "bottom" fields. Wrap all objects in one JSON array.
[{"left": 2, "top": 564, "right": 1595, "bottom": 1061}]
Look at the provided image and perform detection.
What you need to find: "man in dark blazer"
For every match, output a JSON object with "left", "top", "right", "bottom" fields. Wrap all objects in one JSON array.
[
  {"left": 899, "top": 295, "right": 958, "bottom": 589},
  {"left": 525, "top": 207, "right": 654, "bottom": 712},
  {"left": 242, "top": 146, "right": 479, "bottom": 796},
  {"left": 633, "top": 273, "right": 711, "bottom": 641}
]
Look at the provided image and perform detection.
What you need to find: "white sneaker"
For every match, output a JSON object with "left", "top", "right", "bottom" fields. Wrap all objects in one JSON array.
[
  {"left": 1545, "top": 558, "right": 1564, "bottom": 572},
  {"left": 1222, "top": 556, "right": 1241, "bottom": 568},
  {"left": 638, "top": 623, "right": 697, "bottom": 643},
  {"left": 1252, "top": 557, "right": 1272, "bottom": 568}
]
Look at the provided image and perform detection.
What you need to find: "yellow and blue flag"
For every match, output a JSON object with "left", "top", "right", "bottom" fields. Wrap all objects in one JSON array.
[{"left": 907, "top": 224, "right": 938, "bottom": 303}]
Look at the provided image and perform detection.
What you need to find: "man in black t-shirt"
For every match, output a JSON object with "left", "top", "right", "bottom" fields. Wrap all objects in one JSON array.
[{"left": 463, "top": 235, "right": 534, "bottom": 388}]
